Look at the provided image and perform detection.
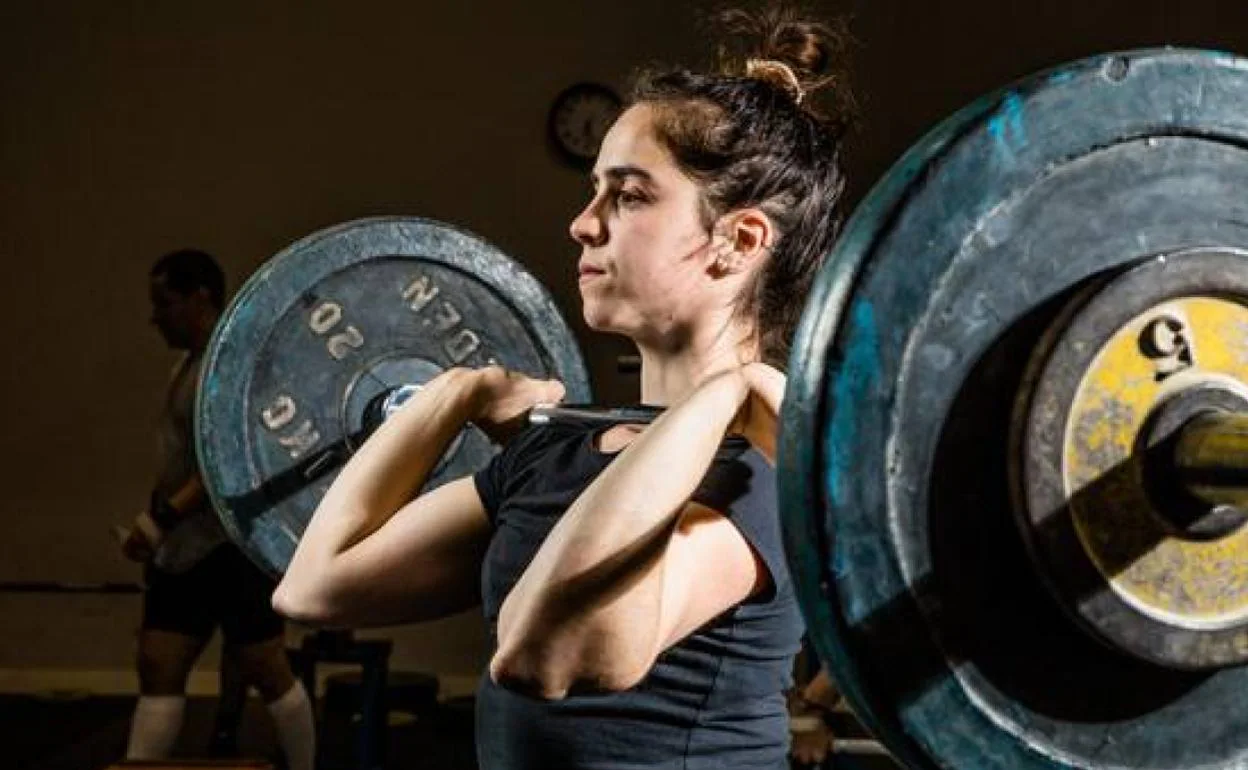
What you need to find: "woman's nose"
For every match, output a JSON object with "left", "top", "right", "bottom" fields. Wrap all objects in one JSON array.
[{"left": 569, "top": 199, "right": 606, "bottom": 247}]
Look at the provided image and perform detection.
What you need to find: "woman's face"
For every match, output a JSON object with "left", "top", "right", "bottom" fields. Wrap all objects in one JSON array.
[{"left": 569, "top": 104, "right": 718, "bottom": 345}]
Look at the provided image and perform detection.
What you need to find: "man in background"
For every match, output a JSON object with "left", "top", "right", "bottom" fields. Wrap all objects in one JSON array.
[{"left": 121, "top": 248, "right": 315, "bottom": 770}]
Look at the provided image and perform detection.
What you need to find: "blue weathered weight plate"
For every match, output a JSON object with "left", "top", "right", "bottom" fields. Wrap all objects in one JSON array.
[
  {"left": 198, "top": 217, "right": 591, "bottom": 577},
  {"left": 780, "top": 49, "right": 1248, "bottom": 770}
]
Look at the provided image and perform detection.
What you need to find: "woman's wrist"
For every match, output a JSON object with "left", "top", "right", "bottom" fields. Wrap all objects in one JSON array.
[
  {"left": 683, "top": 368, "right": 750, "bottom": 424},
  {"left": 450, "top": 365, "right": 499, "bottom": 418},
  {"left": 403, "top": 367, "right": 482, "bottom": 421}
]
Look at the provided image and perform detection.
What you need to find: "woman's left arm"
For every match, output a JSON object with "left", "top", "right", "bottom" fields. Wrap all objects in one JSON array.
[{"left": 491, "top": 364, "right": 784, "bottom": 699}]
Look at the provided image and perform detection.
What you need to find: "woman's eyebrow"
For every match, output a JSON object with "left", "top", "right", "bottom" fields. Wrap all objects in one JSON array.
[{"left": 591, "top": 165, "right": 655, "bottom": 186}]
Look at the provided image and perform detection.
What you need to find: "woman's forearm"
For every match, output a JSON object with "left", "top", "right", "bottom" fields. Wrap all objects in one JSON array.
[
  {"left": 281, "top": 369, "right": 480, "bottom": 577},
  {"left": 493, "top": 371, "right": 748, "bottom": 694}
]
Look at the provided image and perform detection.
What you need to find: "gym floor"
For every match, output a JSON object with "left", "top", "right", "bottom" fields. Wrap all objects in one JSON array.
[
  {"left": 3, "top": 691, "right": 479, "bottom": 770},
  {"left": 3, "top": 690, "right": 894, "bottom": 770}
]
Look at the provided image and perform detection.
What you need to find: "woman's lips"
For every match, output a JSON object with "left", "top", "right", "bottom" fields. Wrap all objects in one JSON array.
[{"left": 578, "top": 264, "right": 606, "bottom": 282}]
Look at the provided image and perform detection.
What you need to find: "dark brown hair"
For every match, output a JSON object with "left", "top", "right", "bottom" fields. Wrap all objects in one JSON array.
[
  {"left": 632, "top": 5, "right": 853, "bottom": 367},
  {"left": 151, "top": 248, "right": 226, "bottom": 310}
]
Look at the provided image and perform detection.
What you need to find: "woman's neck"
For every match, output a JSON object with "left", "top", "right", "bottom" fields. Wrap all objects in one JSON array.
[{"left": 635, "top": 323, "right": 758, "bottom": 406}]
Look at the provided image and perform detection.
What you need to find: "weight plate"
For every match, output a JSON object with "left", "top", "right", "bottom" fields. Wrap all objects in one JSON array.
[
  {"left": 780, "top": 50, "right": 1248, "bottom": 770},
  {"left": 198, "top": 217, "right": 591, "bottom": 577},
  {"left": 1015, "top": 250, "right": 1248, "bottom": 669}
]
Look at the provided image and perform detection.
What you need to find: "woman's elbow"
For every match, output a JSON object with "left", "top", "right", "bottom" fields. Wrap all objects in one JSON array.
[
  {"left": 488, "top": 648, "right": 569, "bottom": 700},
  {"left": 488, "top": 642, "right": 650, "bottom": 700},
  {"left": 271, "top": 576, "right": 344, "bottom": 627}
]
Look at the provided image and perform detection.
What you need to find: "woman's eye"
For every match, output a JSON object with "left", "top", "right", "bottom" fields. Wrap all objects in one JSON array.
[{"left": 617, "top": 188, "right": 647, "bottom": 206}]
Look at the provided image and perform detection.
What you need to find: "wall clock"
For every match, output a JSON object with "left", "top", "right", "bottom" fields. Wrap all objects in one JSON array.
[{"left": 548, "top": 82, "right": 623, "bottom": 166}]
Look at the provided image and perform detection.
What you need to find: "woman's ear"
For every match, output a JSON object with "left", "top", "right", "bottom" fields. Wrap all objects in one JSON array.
[{"left": 713, "top": 208, "right": 775, "bottom": 274}]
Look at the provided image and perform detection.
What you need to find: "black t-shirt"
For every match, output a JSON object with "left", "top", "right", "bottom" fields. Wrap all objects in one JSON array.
[{"left": 472, "top": 421, "right": 804, "bottom": 770}]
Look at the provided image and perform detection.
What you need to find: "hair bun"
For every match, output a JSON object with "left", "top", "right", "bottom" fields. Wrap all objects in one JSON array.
[
  {"left": 744, "top": 58, "right": 804, "bottom": 104},
  {"left": 716, "top": 5, "right": 856, "bottom": 127}
]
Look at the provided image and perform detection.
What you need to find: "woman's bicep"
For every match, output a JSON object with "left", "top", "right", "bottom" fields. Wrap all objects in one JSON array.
[{"left": 275, "top": 475, "right": 493, "bottom": 627}]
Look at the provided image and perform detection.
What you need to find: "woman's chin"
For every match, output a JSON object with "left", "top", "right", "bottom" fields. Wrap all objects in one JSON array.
[
  {"left": 580, "top": 300, "right": 608, "bottom": 330},
  {"left": 581, "top": 308, "right": 629, "bottom": 338},
  {"left": 581, "top": 295, "right": 652, "bottom": 338},
  {"left": 581, "top": 311, "right": 612, "bottom": 334}
]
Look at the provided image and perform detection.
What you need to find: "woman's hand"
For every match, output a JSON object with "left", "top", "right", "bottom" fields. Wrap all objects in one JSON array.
[
  {"left": 728, "top": 362, "right": 786, "bottom": 464},
  {"left": 789, "top": 718, "right": 836, "bottom": 766},
  {"left": 469, "top": 366, "right": 566, "bottom": 443}
]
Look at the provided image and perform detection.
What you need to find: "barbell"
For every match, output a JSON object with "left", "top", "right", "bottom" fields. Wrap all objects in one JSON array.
[{"left": 195, "top": 48, "right": 1248, "bottom": 770}]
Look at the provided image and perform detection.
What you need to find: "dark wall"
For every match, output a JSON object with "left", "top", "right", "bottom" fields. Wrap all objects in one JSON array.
[
  {"left": 2, "top": 0, "right": 1245, "bottom": 681},
  {"left": 839, "top": 0, "right": 1245, "bottom": 204}
]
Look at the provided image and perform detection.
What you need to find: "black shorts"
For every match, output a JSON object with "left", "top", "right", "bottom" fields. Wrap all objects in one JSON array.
[{"left": 142, "top": 544, "right": 284, "bottom": 646}]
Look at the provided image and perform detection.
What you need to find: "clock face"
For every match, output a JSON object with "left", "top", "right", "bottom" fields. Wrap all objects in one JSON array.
[{"left": 549, "top": 83, "right": 623, "bottom": 164}]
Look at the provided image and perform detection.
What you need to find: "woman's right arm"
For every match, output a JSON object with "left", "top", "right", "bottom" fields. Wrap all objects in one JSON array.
[{"left": 272, "top": 367, "right": 492, "bottom": 627}]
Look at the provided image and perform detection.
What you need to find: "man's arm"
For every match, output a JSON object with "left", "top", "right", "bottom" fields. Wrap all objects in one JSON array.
[
  {"left": 148, "top": 475, "right": 208, "bottom": 529},
  {"left": 120, "top": 475, "right": 209, "bottom": 562}
]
